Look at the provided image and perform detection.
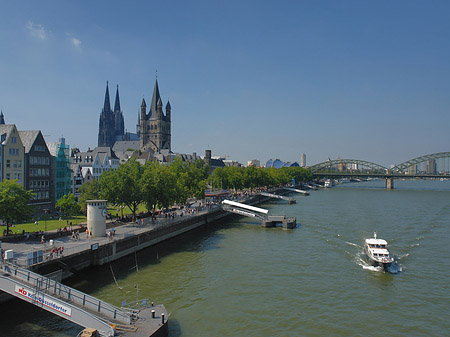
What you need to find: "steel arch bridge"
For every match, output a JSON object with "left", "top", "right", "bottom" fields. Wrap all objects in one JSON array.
[
  {"left": 390, "top": 152, "right": 450, "bottom": 174},
  {"left": 310, "top": 152, "right": 450, "bottom": 179}
]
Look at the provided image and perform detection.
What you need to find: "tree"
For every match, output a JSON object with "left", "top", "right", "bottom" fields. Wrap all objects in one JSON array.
[
  {"left": 141, "top": 162, "right": 179, "bottom": 211},
  {"left": 0, "top": 180, "right": 34, "bottom": 235},
  {"left": 78, "top": 180, "right": 101, "bottom": 213},
  {"left": 100, "top": 158, "right": 144, "bottom": 220},
  {"left": 56, "top": 193, "right": 80, "bottom": 225}
]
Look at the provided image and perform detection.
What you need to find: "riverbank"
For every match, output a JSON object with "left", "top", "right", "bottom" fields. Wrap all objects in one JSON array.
[{"left": 1, "top": 189, "right": 287, "bottom": 283}]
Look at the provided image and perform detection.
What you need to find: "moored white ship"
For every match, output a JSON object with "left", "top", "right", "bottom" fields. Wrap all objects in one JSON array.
[{"left": 364, "top": 232, "right": 394, "bottom": 270}]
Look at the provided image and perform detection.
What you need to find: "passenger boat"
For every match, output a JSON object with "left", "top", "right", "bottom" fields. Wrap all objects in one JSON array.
[
  {"left": 364, "top": 232, "right": 394, "bottom": 270},
  {"left": 324, "top": 179, "right": 334, "bottom": 188}
]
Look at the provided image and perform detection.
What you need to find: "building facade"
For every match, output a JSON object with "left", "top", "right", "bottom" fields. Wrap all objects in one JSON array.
[
  {"left": 140, "top": 79, "right": 171, "bottom": 153},
  {"left": 98, "top": 82, "right": 125, "bottom": 148},
  {"left": 70, "top": 147, "right": 120, "bottom": 200},
  {"left": 47, "top": 137, "right": 72, "bottom": 202},
  {"left": 0, "top": 124, "right": 25, "bottom": 187},
  {"left": 19, "top": 130, "right": 53, "bottom": 213}
]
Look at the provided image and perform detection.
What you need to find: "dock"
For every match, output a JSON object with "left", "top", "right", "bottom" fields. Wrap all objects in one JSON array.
[
  {"left": 221, "top": 200, "right": 296, "bottom": 229},
  {"left": 259, "top": 192, "right": 296, "bottom": 204},
  {"left": 284, "top": 187, "right": 310, "bottom": 195}
]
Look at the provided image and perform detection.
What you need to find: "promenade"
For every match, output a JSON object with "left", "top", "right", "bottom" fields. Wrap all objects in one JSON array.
[{"left": 1, "top": 204, "right": 215, "bottom": 268}]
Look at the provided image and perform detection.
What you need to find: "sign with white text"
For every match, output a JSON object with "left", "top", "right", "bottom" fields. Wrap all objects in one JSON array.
[{"left": 15, "top": 285, "right": 72, "bottom": 316}]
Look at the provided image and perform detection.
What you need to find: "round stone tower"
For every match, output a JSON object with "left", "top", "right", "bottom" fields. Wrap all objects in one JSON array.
[{"left": 86, "top": 200, "right": 107, "bottom": 237}]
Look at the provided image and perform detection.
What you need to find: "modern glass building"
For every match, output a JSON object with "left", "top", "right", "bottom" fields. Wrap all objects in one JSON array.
[{"left": 47, "top": 138, "right": 72, "bottom": 202}]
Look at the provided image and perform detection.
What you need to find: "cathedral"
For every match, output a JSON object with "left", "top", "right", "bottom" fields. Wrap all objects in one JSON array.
[
  {"left": 97, "top": 82, "right": 124, "bottom": 148},
  {"left": 97, "top": 79, "right": 171, "bottom": 154}
]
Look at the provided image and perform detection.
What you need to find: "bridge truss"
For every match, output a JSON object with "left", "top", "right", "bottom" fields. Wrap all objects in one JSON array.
[
  {"left": 310, "top": 152, "right": 450, "bottom": 178},
  {"left": 309, "top": 159, "right": 388, "bottom": 176},
  {"left": 390, "top": 152, "right": 450, "bottom": 174}
]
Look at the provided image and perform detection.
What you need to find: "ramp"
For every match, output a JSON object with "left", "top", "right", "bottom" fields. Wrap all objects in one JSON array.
[
  {"left": 222, "top": 200, "right": 269, "bottom": 214},
  {"left": 259, "top": 192, "right": 296, "bottom": 204},
  {"left": 0, "top": 262, "right": 139, "bottom": 336},
  {"left": 284, "top": 187, "right": 310, "bottom": 195}
]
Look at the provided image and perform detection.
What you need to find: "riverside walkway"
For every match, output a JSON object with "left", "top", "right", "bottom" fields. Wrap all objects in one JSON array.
[{"left": 0, "top": 206, "right": 213, "bottom": 268}]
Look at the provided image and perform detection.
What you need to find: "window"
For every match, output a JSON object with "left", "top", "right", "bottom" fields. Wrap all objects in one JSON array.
[
  {"left": 9, "top": 148, "right": 19, "bottom": 155},
  {"left": 6, "top": 173, "right": 10, "bottom": 179},
  {"left": 35, "top": 145, "right": 46, "bottom": 152},
  {"left": 6, "top": 160, "right": 10, "bottom": 168},
  {"left": 11, "top": 137, "right": 17, "bottom": 144}
]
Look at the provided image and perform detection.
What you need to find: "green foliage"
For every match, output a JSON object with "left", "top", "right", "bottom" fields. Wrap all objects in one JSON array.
[
  {"left": 210, "top": 166, "right": 312, "bottom": 191},
  {"left": 55, "top": 193, "right": 80, "bottom": 223},
  {"left": 100, "top": 158, "right": 144, "bottom": 219},
  {"left": 0, "top": 180, "right": 34, "bottom": 233},
  {"left": 78, "top": 180, "right": 101, "bottom": 212}
]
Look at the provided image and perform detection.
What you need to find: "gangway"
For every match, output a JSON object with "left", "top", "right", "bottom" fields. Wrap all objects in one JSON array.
[
  {"left": 0, "top": 261, "right": 140, "bottom": 336},
  {"left": 259, "top": 192, "right": 296, "bottom": 204},
  {"left": 284, "top": 187, "right": 310, "bottom": 195},
  {"left": 222, "top": 200, "right": 269, "bottom": 214},
  {"left": 221, "top": 200, "right": 296, "bottom": 229}
]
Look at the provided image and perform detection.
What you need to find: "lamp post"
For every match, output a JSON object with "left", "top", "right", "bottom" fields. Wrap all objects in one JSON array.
[{"left": 43, "top": 209, "right": 49, "bottom": 233}]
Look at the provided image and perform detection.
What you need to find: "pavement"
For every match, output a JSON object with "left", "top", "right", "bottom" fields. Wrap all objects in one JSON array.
[{"left": 0, "top": 206, "right": 214, "bottom": 267}]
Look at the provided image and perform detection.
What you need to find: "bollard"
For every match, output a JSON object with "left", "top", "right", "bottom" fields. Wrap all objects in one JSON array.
[
  {"left": 151, "top": 301, "right": 154, "bottom": 307},
  {"left": 151, "top": 310, "right": 155, "bottom": 318},
  {"left": 162, "top": 313, "right": 165, "bottom": 324}
]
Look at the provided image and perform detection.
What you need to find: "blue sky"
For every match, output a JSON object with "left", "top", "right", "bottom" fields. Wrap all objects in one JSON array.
[{"left": 1, "top": 0, "right": 449, "bottom": 167}]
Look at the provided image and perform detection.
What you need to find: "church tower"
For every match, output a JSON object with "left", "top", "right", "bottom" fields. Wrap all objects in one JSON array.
[
  {"left": 113, "top": 85, "right": 125, "bottom": 142},
  {"left": 98, "top": 82, "right": 124, "bottom": 147},
  {"left": 140, "top": 79, "right": 171, "bottom": 153}
]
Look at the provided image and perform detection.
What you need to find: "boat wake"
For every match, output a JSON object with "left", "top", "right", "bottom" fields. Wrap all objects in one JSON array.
[
  {"left": 345, "top": 241, "right": 361, "bottom": 248},
  {"left": 397, "top": 253, "right": 409, "bottom": 260},
  {"left": 356, "top": 254, "right": 383, "bottom": 272}
]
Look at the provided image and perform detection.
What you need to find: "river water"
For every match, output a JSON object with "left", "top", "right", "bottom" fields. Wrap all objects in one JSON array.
[{"left": 3, "top": 179, "right": 450, "bottom": 337}]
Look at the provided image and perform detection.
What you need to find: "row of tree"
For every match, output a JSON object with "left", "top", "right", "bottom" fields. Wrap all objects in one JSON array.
[
  {"left": 78, "top": 158, "right": 210, "bottom": 219},
  {"left": 0, "top": 159, "right": 312, "bottom": 229},
  {"left": 209, "top": 165, "right": 313, "bottom": 191}
]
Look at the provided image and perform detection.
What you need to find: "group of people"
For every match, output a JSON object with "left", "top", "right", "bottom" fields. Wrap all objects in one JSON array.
[
  {"left": 106, "top": 228, "right": 116, "bottom": 240},
  {"left": 71, "top": 230, "right": 81, "bottom": 241},
  {"left": 48, "top": 246, "right": 64, "bottom": 259}
]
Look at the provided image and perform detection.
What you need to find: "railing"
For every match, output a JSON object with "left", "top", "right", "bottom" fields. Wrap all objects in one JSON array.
[{"left": 2, "top": 262, "right": 135, "bottom": 325}]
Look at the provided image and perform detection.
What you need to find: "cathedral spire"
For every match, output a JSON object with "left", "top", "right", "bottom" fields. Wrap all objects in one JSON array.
[
  {"left": 0, "top": 108, "right": 4, "bottom": 124},
  {"left": 103, "top": 81, "right": 111, "bottom": 114},
  {"left": 114, "top": 84, "right": 121, "bottom": 112},
  {"left": 150, "top": 79, "right": 161, "bottom": 116}
]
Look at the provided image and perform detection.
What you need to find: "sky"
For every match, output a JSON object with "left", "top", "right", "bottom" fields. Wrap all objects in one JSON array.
[{"left": 1, "top": 0, "right": 449, "bottom": 168}]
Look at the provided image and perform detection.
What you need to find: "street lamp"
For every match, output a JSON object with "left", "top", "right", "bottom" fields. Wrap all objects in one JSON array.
[{"left": 43, "top": 209, "right": 49, "bottom": 233}]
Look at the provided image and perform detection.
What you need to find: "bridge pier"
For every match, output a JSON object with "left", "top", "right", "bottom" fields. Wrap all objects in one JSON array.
[{"left": 386, "top": 177, "right": 394, "bottom": 190}]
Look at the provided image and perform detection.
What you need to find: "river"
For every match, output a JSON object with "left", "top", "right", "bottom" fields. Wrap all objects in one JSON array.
[{"left": 2, "top": 179, "right": 450, "bottom": 337}]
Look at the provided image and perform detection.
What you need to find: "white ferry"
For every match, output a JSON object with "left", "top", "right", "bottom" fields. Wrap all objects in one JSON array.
[
  {"left": 364, "top": 232, "right": 394, "bottom": 270},
  {"left": 324, "top": 179, "right": 334, "bottom": 188}
]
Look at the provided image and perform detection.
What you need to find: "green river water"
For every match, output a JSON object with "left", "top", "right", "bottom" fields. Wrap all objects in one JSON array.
[{"left": 2, "top": 179, "right": 450, "bottom": 336}]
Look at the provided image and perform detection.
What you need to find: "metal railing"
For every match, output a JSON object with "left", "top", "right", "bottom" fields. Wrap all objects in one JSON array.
[{"left": 2, "top": 262, "right": 135, "bottom": 325}]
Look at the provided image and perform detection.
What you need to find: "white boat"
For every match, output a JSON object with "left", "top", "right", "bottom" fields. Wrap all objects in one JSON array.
[
  {"left": 324, "top": 179, "right": 334, "bottom": 188},
  {"left": 364, "top": 232, "right": 394, "bottom": 270}
]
